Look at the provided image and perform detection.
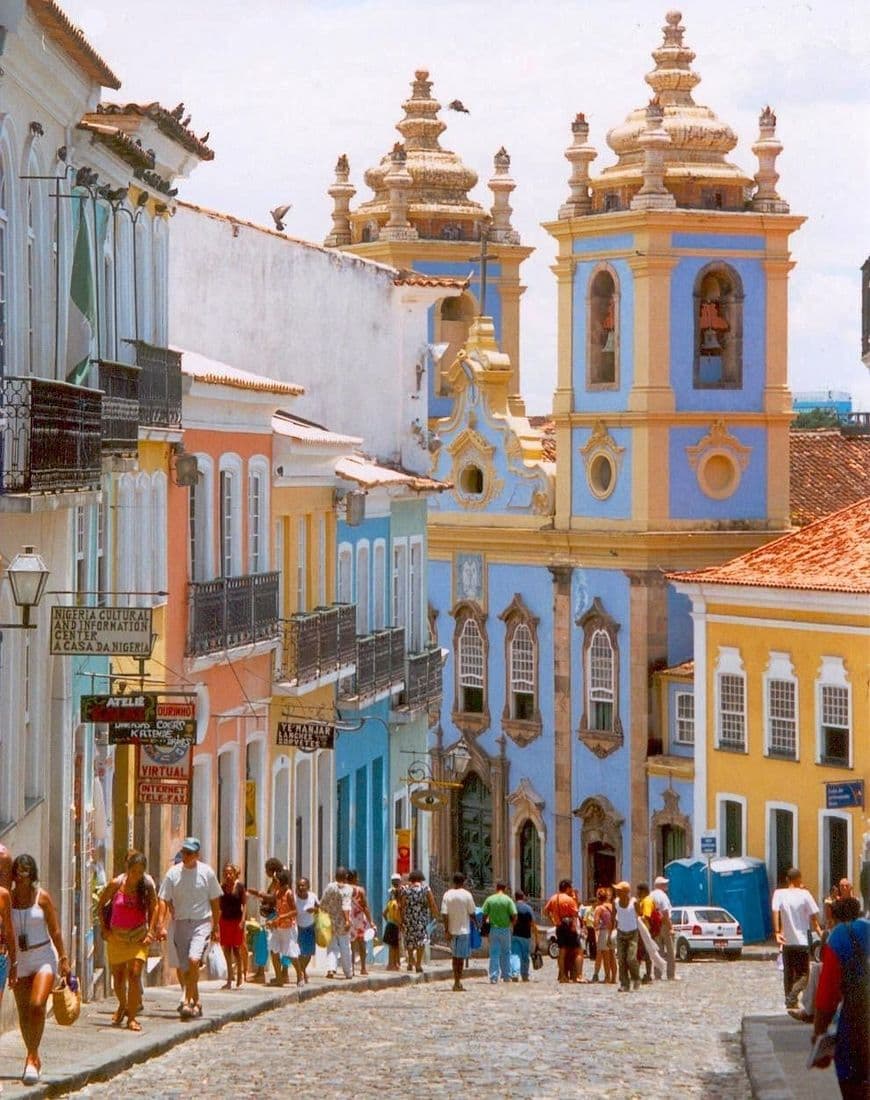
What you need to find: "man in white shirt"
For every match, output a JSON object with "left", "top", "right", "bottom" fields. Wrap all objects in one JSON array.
[
  {"left": 157, "top": 837, "right": 221, "bottom": 1019},
  {"left": 613, "top": 881, "right": 641, "bottom": 992},
  {"left": 650, "top": 875, "right": 676, "bottom": 980},
  {"left": 771, "top": 866, "right": 822, "bottom": 1007},
  {"left": 441, "top": 872, "right": 477, "bottom": 992}
]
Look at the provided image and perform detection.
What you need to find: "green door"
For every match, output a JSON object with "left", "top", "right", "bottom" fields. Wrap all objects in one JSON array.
[
  {"left": 519, "top": 820, "right": 541, "bottom": 899},
  {"left": 458, "top": 773, "right": 492, "bottom": 890}
]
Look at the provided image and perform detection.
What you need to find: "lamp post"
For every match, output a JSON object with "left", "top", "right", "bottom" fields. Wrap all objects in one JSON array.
[{"left": 0, "top": 545, "right": 50, "bottom": 629}]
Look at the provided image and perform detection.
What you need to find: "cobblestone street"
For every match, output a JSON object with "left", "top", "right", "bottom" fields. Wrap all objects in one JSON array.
[{"left": 74, "top": 958, "right": 786, "bottom": 1099}]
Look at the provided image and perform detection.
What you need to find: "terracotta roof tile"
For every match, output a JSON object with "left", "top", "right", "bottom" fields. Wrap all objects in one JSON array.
[
  {"left": 335, "top": 454, "right": 449, "bottom": 493},
  {"left": 272, "top": 414, "right": 362, "bottom": 448},
  {"left": 28, "top": 1, "right": 121, "bottom": 88},
  {"left": 392, "top": 269, "right": 470, "bottom": 290},
  {"left": 77, "top": 118, "right": 156, "bottom": 171},
  {"left": 789, "top": 428, "right": 870, "bottom": 526},
  {"left": 96, "top": 103, "right": 214, "bottom": 160},
  {"left": 670, "top": 497, "right": 870, "bottom": 595},
  {"left": 177, "top": 348, "right": 303, "bottom": 396}
]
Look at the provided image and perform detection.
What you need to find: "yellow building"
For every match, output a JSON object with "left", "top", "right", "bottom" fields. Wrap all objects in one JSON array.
[{"left": 672, "top": 498, "right": 870, "bottom": 903}]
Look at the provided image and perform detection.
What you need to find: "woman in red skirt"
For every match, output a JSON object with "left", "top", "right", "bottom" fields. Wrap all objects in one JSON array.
[{"left": 218, "top": 863, "right": 247, "bottom": 988}]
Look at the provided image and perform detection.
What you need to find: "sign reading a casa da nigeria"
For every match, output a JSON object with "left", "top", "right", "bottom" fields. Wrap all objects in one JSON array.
[{"left": 50, "top": 606, "right": 153, "bottom": 656}]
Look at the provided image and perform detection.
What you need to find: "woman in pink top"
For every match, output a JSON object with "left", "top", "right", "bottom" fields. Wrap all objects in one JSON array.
[
  {"left": 97, "top": 851, "right": 158, "bottom": 1031},
  {"left": 593, "top": 887, "right": 617, "bottom": 984}
]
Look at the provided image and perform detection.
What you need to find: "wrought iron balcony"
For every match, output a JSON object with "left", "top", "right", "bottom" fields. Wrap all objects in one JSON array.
[
  {"left": 275, "top": 603, "right": 357, "bottom": 686},
  {"left": 341, "top": 627, "right": 406, "bottom": 702},
  {"left": 126, "top": 340, "right": 182, "bottom": 429},
  {"left": 187, "top": 571, "right": 280, "bottom": 657},
  {"left": 402, "top": 646, "right": 443, "bottom": 711},
  {"left": 99, "top": 360, "right": 140, "bottom": 455},
  {"left": 0, "top": 376, "right": 102, "bottom": 494}
]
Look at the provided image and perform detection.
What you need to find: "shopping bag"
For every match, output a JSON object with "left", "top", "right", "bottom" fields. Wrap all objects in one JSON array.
[
  {"left": 314, "top": 910, "right": 332, "bottom": 949},
  {"left": 206, "top": 943, "right": 228, "bottom": 981},
  {"left": 531, "top": 949, "right": 544, "bottom": 971},
  {"left": 253, "top": 927, "right": 270, "bottom": 968},
  {"left": 52, "top": 977, "right": 81, "bottom": 1026}
]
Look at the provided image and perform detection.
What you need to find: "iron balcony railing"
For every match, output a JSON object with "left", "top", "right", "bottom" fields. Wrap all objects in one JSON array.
[
  {"left": 403, "top": 646, "right": 443, "bottom": 711},
  {"left": 342, "top": 627, "right": 406, "bottom": 701},
  {"left": 187, "top": 571, "right": 280, "bottom": 657},
  {"left": 275, "top": 603, "right": 357, "bottom": 686},
  {"left": 0, "top": 376, "right": 102, "bottom": 494},
  {"left": 98, "top": 360, "right": 140, "bottom": 455},
  {"left": 125, "top": 339, "right": 182, "bottom": 429}
]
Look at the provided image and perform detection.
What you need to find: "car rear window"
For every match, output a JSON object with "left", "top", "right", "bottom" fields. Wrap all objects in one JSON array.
[
  {"left": 671, "top": 909, "right": 684, "bottom": 923},
  {"left": 696, "top": 909, "right": 733, "bottom": 923}
]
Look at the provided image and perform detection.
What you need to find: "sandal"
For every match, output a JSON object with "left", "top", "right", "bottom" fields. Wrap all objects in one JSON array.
[
  {"left": 189, "top": 1003, "right": 202, "bottom": 1018},
  {"left": 111, "top": 1008, "right": 126, "bottom": 1027},
  {"left": 126, "top": 1019, "right": 142, "bottom": 1032}
]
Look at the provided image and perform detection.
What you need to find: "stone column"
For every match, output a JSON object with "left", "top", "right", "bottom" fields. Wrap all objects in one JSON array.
[
  {"left": 323, "top": 153, "right": 356, "bottom": 247},
  {"left": 549, "top": 565, "right": 573, "bottom": 885},
  {"left": 492, "top": 736, "right": 510, "bottom": 883},
  {"left": 631, "top": 100, "right": 676, "bottom": 211},
  {"left": 559, "top": 113, "right": 596, "bottom": 219},
  {"left": 751, "top": 106, "right": 789, "bottom": 214},
  {"left": 381, "top": 143, "right": 418, "bottom": 241}
]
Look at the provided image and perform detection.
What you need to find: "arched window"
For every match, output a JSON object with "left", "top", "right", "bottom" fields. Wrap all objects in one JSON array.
[
  {"left": 0, "top": 157, "right": 8, "bottom": 371},
  {"left": 518, "top": 819, "right": 542, "bottom": 899},
  {"left": 499, "top": 594, "right": 542, "bottom": 744},
  {"left": 458, "top": 618, "right": 485, "bottom": 713},
  {"left": 587, "top": 267, "right": 618, "bottom": 387},
  {"left": 434, "top": 293, "right": 476, "bottom": 394},
  {"left": 694, "top": 263, "right": 743, "bottom": 388},
  {"left": 247, "top": 457, "right": 269, "bottom": 574},
  {"left": 26, "top": 181, "right": 36, "bottom": 372},
  {"left": 577, "top": 598, "right": 623, "bottom": 755}
]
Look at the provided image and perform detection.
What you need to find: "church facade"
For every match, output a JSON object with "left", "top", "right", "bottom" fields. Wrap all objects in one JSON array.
[{"left": 329, "top": 10, "right": 803, "bottom": 899}]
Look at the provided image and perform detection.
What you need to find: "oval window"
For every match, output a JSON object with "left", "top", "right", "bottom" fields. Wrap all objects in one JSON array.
[
  {"left": 588, "top": 453, "right": 615, "bottom": 499},
  {"left": 699, "top": 453, "right": 738, "bottom": 499}
]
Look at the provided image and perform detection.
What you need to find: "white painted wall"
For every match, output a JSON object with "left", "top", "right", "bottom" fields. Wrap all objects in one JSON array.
[{"left": 168, "top": 203, "right": 444, "bottom": 471}]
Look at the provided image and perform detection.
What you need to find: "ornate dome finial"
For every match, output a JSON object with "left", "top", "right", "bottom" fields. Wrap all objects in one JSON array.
[
  {"left": 751, "top": 105, "right": 789, "bottom": 213},
  {"left": 324, "top": 153, "right": 356, "bottom": 248},
  {"left": 559, "top": 112, "right": 596, "bottom": 219}
]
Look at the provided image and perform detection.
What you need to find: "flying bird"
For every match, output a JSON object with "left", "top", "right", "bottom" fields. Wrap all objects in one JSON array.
[
  {"left": 447, "top": 99, "right": 470, "bottom": 114},
  {"left": 270, "top": 204, "right": 292, "bottom": 231}
]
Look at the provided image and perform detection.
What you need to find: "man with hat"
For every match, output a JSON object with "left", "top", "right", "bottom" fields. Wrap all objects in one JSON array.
[
  {"left": 650, "top": 875, "right": 676, "bottom": 980},
  {"left": 613, "top": 881, "right": 641, "bottom": 991},
  {"left": 157, "top": 838, "right": 221, "bottom": 1018}
]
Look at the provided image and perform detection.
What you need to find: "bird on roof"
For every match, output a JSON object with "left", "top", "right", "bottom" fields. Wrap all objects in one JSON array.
[
  {"left": 447, "top": 99, "right": 470, "bottom": 114},
  {"left": 270, "top": 204, "right": 292, "bottom": 232},
  {"left": 169, "top": 103, "right": 184, "bottom": 120},
  {"left": 199, "top": 131, "right": 210, "bottom": 144},
  {"left": 181, "top": 114, "right": 191, "bottom": 128}
]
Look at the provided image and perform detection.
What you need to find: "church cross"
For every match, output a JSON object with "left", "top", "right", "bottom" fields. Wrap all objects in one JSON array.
[{"left": 477, "top": 218, "right": 497, "bottom": 318}]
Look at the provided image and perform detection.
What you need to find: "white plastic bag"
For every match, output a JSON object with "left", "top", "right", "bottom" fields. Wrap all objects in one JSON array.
[{"left": 206, "top": 942, "right": 228, "bottom": 981}]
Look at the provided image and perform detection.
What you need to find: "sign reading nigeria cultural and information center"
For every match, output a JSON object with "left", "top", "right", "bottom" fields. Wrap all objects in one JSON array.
[
  {"left": 50, "top": 606, "right": 153, "bottom": 656},
  {"left": 275, "top": 720, "right": 335, "bottom": 752}
]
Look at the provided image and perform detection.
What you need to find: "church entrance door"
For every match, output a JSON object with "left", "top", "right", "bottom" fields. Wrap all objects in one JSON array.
[{"left": 458, "top": 772, "right": 493, "bottom": 891}]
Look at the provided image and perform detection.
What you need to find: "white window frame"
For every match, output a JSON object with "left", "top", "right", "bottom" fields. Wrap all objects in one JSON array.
[
  {"left": 372, "top": 539, "right": 386, "bottom": 631},
  {"left": 118, "top": 473, "right": 136, "bottom": 603},
  {"left": 152, "top": 469, "right": 168, "bottom": 603},
  {"left": 716, "top": 792, "right": 747, "bottom": 859},
  {"left": 356, "top": 540, "right": 370, "bottom": 634},
  {"left": 26, "top": 178, "right": 36, "bottom": 372},
  {"left": 247, "top": 457, "right": 269, "bottom": 574},
  {"left": 763, "top": 651, "right": 798, "bottom": 760},
  {"left": 189, "top": 454, "right": 214, "bottom": 583},
  {"left": 135, "top": 215, "right": 153, "bottom": 344},
  {"left": 817, "top": 809, "right": 853, "bottom": 905},
  {"left": 0, "top": 154, "right": 8, "bottom": 367},
  {"left": 218, "top": 453, "right": 243, "bottom": 578},
  {"left": 409, "top": 536, "right": 424, "bottom": 653},
  {"left": 765, "top": 801, "right": 798, "bottom": 889},
  {"left": 392, "top": 539, "right": 408, "bottom": 638},
  {"left": 674, "top": 690, "right": 695, "bottom": 746},
  {"left": 458, "top": 617, "right": 485, "bottom": 695},
  {"left": 317, "top": 515, "right": 327, "bottom": 607},
  {"left": 337, "top": 542, "right": 353, "bottom": 607},
  {"left": 815, "top": 656, "right": 852, "bottom": 768},
  {"left": 715, "top": 647, "right": 747, "bottom": 753},
  {"left": 509, "top": 622, "right": 536, "bottom": 718},
  {"left": 74, "top": 504, "right": 87, "bottom": 603},
  {"left": 295, "top": 516, "right": 308, "bottom": 613},
  {"left": 135, "top": 471, "right": 153, "bottom": 602},
  {"left": 152, "top": 216, "right": 168, "bottom": 347},
  {"left": 586, "top": 628, "right": 614, "bottom": 732}
]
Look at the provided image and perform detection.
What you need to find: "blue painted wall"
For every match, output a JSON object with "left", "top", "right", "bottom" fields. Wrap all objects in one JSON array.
[
  {"left": 571, "top": 252, "right": 636, "bottom": 414},
  {"left": 665, "top": 680, "right": 695, "bottom": 759},
  {"left": 668, "top": 426, "right": 768, "bottom": 520},
  {"left": 667, "top": 588, "right": 693, "bottom": 666},
  {"left": 570, "top": 425, "right": 632, "bottom": 520}
]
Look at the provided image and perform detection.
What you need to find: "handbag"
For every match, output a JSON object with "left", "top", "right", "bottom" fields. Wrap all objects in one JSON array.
[
  {"left": 385, "top": 897, "right": 400, "bottom": 924},
  {"left": 314, "top": 910, "right": 332, "bottom": 949},
  {"left": 531, "top": 948, "right": 543, "bottom": 971},
  {"left": 52, "top": 977, "right": 81, "bottom": 1026}
]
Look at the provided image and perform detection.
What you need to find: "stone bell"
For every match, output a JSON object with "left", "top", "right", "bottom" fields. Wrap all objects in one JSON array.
[{"left": 701, "top": 327, "right": 722, "bottom": 353}]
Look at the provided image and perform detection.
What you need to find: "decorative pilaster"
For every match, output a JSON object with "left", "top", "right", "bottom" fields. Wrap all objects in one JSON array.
[
  {"left": 488, "top": 147, "right": 520, "bottom": 244},
  {"left": 549, "top": 565, "right": 573, "bottom": 885},
  {"left": 381, "top": 142, "right": 417, "bottom": 241},
  {"left": 751, "top": 106, "right": 790, "bottom": 213},
  {"left": 323, "top": 153, "right": 356, "bottom": 247},
  {"left": 559, "top": 113, "right": 596, "bottom": 219},
  {"left": 631, "top": 99, "right": 676, "bottom": 210}
]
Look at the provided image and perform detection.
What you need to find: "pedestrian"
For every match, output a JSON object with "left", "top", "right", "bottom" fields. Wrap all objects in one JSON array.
[
  {"left": 266, "top": 869, "right": 299, "bottom": 986},
  {"left": 156, "top": 837, "right": 221, "bottom": 1019},
  {"left": 636, "top": 882, "right": 658, "bottom": 983},
  {"left": 294, "top": 878, "right": 319, "bottom": 983},
  {"left": 399, "top": 869, "right": 438, "bottom": 974},
  {"left": 544, "top": 879, "right": 580, "bottom": 984},
  {"left": 0, "top": 843, "right": 11, "bottom": 890},
  {"left": 592, "top": 886, "right": 616, "bottom": 984},
  {"left": 810, "top": 896, "right": 869, "bottom": 1098},
  {"left": 582, "top": 896, "right": 597, "bottom": 971},
  {"left": 0, "top": 858, "right": 18, "bottom": 1024},
  {"left": 440, "top": 872, "right": 477, "bottom": 991},
  {"left": 613, "top": 880, "right": 641, "bottom": 992},
  {"left": 97, "top": 850, "right": 158, "bottom": 1031},
  {"left": 510, "top": 890, "right": 537, "bottom": 982},
  {"left": 10, "top": 854, "right": 70, "bottom": 1084},
  {"left": 480, "top": 881, "right": 517, "bottom": 985},
  {"left": 347, "top": 869, "right": 374, "bottom": 976},
  {"left": 383, "top": 873, "right": 403, "bottom": 971},
  {"left": 320, "top": 867, "right": 354, "bottom": 979},
  {"left": 772, "top": 867, "right": 822, "bottom": 1008},
  {"left": 247, "top": 857, "right": 284, "bottom": 983},
  {"left": 824, "top": 882, "right": 842, "bottom": 932},
  {"left": 650, "top": 875, "right": 676, "bottom": 980},
  {"left": 218, "top": 862, "right": 247, "bottom": 989}
]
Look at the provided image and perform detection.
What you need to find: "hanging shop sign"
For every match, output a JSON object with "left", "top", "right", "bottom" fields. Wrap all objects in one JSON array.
[
  {"left": 826, "top": 780, "right": 864, "bottom": 810},
  {"left": 82, "top": 693, "right": 154, "bottom": 724},
  {"left": 81, "top": 693, "right": 196, "bottom": 745},
  {"left": 137, "top": 741, "right": 191, "bottom": 805},
  {"left": 51, "top": 606, "right": 153, "bottom": 657},
  {"left": 274, "top": 719, "right": 335, "bottom": 752}
]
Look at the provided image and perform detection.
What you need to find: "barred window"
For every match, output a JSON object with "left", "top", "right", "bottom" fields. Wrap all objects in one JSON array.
[
  {"left": 675, "top": 692, "right": 694, "bottom": 745},
  {"left": 458, "top": 617, "right": 485, "bottom": 713},
  {"left": 767, "top": 679, "right": 796, "bottom": 758},
  {"left": 820, "top": 684, "right": 850, "bottom": 766},
  {"left": 510, "top": 623, "right": 536, "bottom": 720},
  {"left": 718, "top": 673, "right": 745, "bottom": 749},
  {"left": 588, "top": 628, "right": 614, "bottom": 731}
]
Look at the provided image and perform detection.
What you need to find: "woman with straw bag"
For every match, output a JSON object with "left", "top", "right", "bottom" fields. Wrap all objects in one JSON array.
[{"left": 97, "top": 850, "right": 158, "bottom": 1032}]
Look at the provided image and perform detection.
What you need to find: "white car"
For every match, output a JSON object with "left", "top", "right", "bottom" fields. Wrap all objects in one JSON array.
[{"left": 670, "top": 905, "right": 743, "bottom": 961}]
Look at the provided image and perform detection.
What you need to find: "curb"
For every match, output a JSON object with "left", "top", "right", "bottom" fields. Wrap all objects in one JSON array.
[
  {"left": 742, "top": 1016, "right": 794, "bottom": 1100},
  {"left": 16, "top": 967, "right": 485, "bottom": 1098}
]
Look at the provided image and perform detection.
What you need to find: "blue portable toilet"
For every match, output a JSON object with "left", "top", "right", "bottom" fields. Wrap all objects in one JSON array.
[{"left": 666, "top": 856, "right": 772, "bottom": 943}]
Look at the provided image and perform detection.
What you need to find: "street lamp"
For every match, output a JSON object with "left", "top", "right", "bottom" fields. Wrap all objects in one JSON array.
[
  {"left": 1, "top": 545, "right": 50, "bottom": 628},
  {"left": 446, "top": 739, "right": 471, "bottom": 776}
]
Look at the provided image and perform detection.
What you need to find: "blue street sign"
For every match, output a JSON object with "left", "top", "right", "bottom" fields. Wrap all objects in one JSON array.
[
  {"left": 826, "top": 780, "right": 864, "bottom": 810},
  {"left": 700, "top": 834, "right": 717, "bottom": 855}
]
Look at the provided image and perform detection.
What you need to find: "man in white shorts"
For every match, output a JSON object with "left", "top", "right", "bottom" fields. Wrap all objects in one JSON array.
[{"left": 157, "top": 838, "right": 221, "bottom": 1018}]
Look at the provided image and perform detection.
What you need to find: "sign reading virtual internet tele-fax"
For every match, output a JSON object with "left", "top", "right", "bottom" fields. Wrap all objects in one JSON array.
[
  {"left": 137, "top": 742, "right": 191, "bottom": 805},
  {"left": 50, "top": 606, "right": 153, "bottom": 656}
]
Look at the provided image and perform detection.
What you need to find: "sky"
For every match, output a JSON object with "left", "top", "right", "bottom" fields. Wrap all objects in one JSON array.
[{"left": 61, "top": 0, "right": 870, "bottom": 413}]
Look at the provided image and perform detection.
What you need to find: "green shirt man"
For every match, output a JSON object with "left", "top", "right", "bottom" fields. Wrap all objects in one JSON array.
[{"left": 482, "top": 887, "right": 518, "bottom": 928}]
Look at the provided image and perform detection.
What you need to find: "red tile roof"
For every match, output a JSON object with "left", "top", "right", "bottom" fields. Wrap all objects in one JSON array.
[
  {"left": 96, "top": 103, "right": 214, "bottom": 161},
  {"left": 789, "top": 429, "right": 870, "bottom": 526},
  {"left": 77, "top": 118, "right": 156, "bottom": 171},
  {"left": 392, "top": 269, "right": 470, "bottom": 290},
  {"left": 670, "top": 497, "right": 870, "bottom": 595},
  {"left": 28, "top": 1, "right": 121, "bottom": 88}
]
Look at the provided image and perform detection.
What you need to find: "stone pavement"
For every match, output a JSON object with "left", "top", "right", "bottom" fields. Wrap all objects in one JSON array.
[
  {"left": 0, "top": 965, "right": 476, "bottom": 1098},
  {"left": 743, "top": 1015, "right": 837, "bottom": 1099}
]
